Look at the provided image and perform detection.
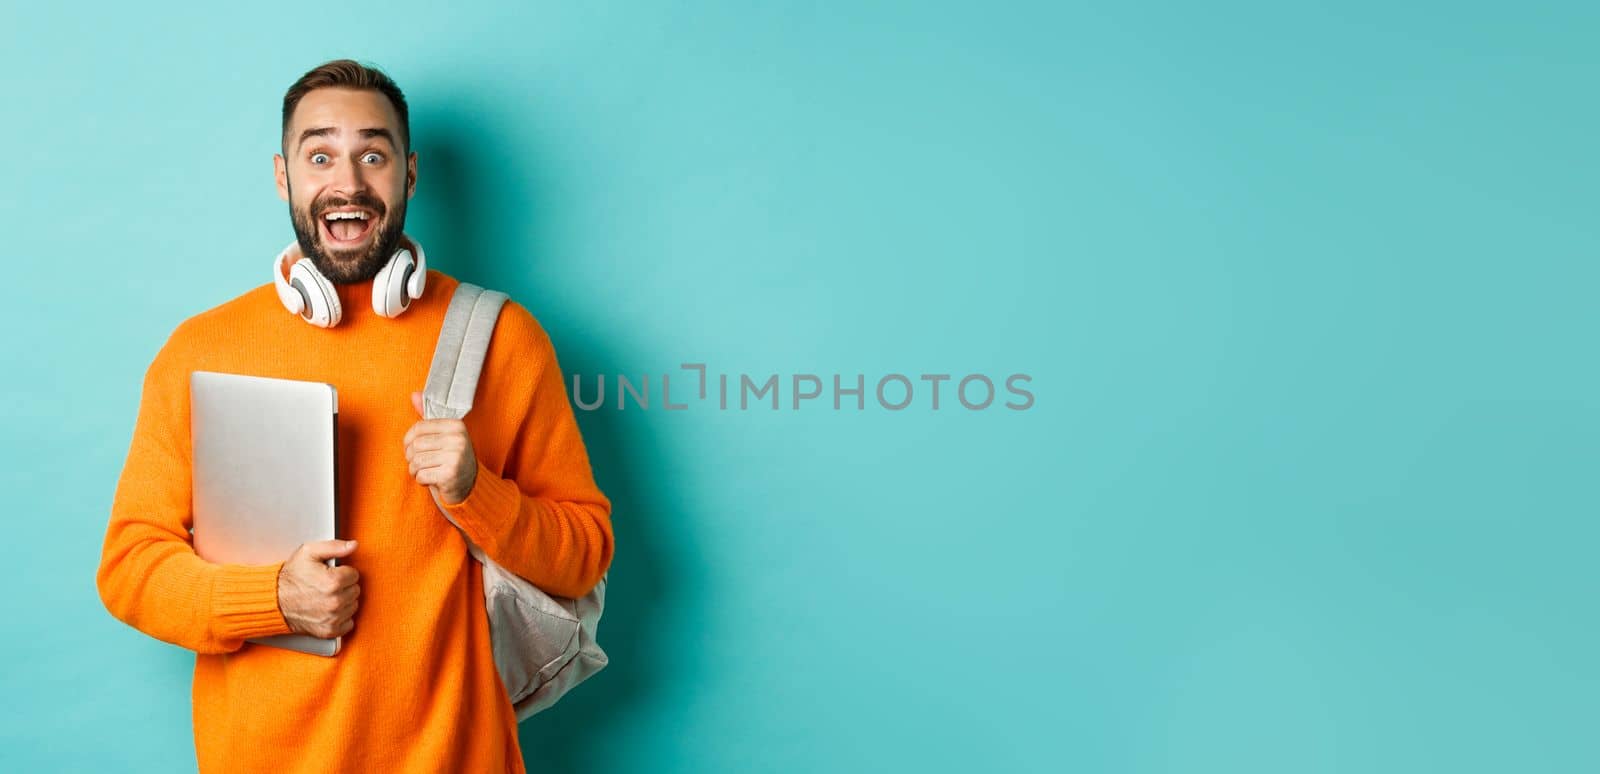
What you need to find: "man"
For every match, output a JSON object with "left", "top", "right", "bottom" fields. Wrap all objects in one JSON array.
[{"left": 96, "top": 59, "right": 614, "bottom": 774}]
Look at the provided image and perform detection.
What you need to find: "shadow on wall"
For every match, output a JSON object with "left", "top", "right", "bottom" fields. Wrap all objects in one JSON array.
[{"left": 411, "top": 98, "right": 679, "bottom": 773}]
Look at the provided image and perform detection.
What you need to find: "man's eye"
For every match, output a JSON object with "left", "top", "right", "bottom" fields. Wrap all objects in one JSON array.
[
  {"left": 361, "top": 152, "right": 383, "bottom": 164},
  {"left": 310, "top": 153, "right": 330, "bottom": 165}
]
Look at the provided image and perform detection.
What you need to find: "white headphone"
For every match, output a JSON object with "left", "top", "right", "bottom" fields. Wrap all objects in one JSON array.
[{"left": 273, "top": 235, "right": 428, "bottom": 327}]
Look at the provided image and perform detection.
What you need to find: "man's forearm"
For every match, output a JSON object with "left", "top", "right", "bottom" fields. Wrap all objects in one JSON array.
[
  {"left": 97, "top": 523, "right": 293, "bottom": 654},
  {"left": 439, "top": 459, "right": 613, "bottom": 599}
]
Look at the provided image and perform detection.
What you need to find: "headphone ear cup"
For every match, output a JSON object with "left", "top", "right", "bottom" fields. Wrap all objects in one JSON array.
[
  {"left": 290, "top": 259, "right": 341, "bottom": 327},
  {"left": 398, "top": 262, "right": 417, "bottom": 307},
  {"left": 405, "top": 239, "right": 427, "bottom": 299},
  {"left": 371, "top": 248, "right": 415, "bottom": 318},
  {"left": 273, "top": 247, "right": 306, "bottom": 315},
  {"left": 288, "top": 277, "right": 313, "bottom": 315}
]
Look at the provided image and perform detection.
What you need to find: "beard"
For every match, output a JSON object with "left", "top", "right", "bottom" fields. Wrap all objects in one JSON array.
[{"left": 287, "top": 184, "right": 407, "bottom": 284}]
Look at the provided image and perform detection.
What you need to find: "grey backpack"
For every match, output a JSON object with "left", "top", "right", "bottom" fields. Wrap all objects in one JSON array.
[{"left": 421, "top": 282, "right": 608, "bottom": 720}]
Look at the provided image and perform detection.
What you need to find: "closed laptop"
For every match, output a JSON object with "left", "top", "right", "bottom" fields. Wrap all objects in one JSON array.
[{"left": 190, "top": 370, "right": 342, "bottom": 657}]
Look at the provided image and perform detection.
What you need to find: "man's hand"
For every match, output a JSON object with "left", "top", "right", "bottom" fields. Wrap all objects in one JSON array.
[
  {"left": 277, "top": 539, "right": 361, "bottom": 639},
  {"left": 404, "top": 391, "right": 479, "bottom": 505}
]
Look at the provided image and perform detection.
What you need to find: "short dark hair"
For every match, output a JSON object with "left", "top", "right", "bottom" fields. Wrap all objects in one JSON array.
[{"left": 281, "top": 59, "right": 410, "bottom": 154}]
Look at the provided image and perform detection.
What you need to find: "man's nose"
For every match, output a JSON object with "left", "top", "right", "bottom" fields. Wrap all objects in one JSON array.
[{"left": 331, "top": 156, "right": 367, "bottom": 197}]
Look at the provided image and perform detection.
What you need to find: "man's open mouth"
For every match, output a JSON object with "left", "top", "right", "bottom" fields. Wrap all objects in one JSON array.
[{"left": 320, "top": 208, "right": 377, "bottom": 246}]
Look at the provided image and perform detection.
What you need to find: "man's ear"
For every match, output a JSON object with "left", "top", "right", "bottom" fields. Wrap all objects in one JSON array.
[
  {"left": 274, "top": 154, "right": 289, "bottom": 202},
  {"left": 406, "top": 151, "right": 418, "bottom": 200}
]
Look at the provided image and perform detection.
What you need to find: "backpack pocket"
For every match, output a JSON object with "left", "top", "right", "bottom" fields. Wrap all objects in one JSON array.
[{"left": 479, "top": 558, "right": 582, "bottom": 705}]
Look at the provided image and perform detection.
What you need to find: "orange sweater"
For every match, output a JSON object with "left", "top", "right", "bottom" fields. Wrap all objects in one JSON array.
[{"left": 96, "top": 267, "right": 614, "bottom": 773}]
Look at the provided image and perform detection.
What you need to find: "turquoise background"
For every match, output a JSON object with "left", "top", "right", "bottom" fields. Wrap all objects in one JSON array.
[{"left": 2, "top": 1, "right": 1595, "bottom": 771}]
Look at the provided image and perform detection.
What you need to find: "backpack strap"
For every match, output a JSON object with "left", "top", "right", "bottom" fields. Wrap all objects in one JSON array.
[
  {"left": 423, "top": 282, "right": 509, "bottom": 421},
  {"left": 422, "top": 282, "right": 510, "bottom": 561},
  {"left": 421, "top": 282, "right": 610, "bottom": 720}
]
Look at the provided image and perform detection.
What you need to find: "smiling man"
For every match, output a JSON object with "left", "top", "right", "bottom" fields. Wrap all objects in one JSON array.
[{"left": 95, "top": 60, "right": 613, "bottom": 774}]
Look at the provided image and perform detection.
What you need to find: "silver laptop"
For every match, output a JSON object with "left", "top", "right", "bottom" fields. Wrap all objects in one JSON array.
[{"left": 190, "top": 370, "right": 342, "bottom": 656}]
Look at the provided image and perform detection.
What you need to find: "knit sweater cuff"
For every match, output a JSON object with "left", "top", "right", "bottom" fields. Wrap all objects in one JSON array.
[
  {"left": 213, "top": 562, "right": 293, "bottom": 640},
  {"left": 440, "top": 459, "right": 522, "bottom": 542}
]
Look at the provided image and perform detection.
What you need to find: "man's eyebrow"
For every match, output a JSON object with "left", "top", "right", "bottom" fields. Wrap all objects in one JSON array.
[
  {"left": 295, "top": 127, "right": 398, "bottom": 150},
  {"left": 296, "top": 126, "right": 336, "bottom": 149},
  {"left": 358, "top": 128, "right": 397, "bottom": 147}
]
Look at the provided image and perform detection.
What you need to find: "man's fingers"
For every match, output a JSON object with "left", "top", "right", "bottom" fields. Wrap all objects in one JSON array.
[
  {"left": 409, "top": 450, "right": 452, "bottom": 476},
  {"left": 297, "top": 539, "right": 357, "bottom": 563},
  {"left": 401, "top": 419, "right": 451, "bottom": 447},
  {"left": 404, "top": 434, "right": 458, "bottom": 456},
  {"left": 415, "top": 467, "right": 448, "bottom": 487},
  {"left": 402, "top": 418, "right": 466, "bottom": 448},
  {"left": 281, "top": 542, "right": 362, "bottom": 639},
  {"left": 311, "top": 597, "right": 359, "bottom": 637},
  {"left": 330, "top": 565, "right": 360, "bottom": 589},
  {"left": 402, "top": 437, "right": 441, "bottom": 465},
  {"left": 334, "top": 596, "right": 359, "bottom": 621},
  {"left": 315, "top": 616, "right": 356, "bottom": 640}
]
